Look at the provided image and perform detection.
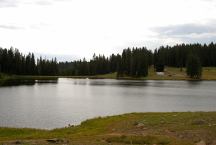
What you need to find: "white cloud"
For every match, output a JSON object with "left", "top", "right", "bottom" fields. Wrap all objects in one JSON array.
[{"left": 0, "top": 0, "right": 215, "bottom": 60}]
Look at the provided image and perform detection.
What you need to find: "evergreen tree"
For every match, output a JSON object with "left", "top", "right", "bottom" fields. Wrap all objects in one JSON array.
[{"left": 186, "top": 54, "right": 202, "bottom": 79}]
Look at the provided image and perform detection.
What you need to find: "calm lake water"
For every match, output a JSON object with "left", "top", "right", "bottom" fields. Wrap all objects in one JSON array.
[{"left": 0, "top": 78, "right": 216, "bottom": 129}]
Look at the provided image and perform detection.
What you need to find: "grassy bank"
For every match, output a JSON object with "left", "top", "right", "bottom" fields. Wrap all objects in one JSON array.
[
  {"left": 0, "top": 73, "right": 58, "bottom": 86},
  {"left": 0, "top": 74, "right": 58, "bottom": 81},
  {"left": 0, "top": 112, "right": 216, "bottom": 145},
  {"left": 95, "top": 67, "right": 216, "bottom": 80}
]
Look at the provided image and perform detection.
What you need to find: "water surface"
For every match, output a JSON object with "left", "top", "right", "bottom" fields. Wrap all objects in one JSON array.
[{"left": 0, "top": 78, "right": 216, "bottom": 129}]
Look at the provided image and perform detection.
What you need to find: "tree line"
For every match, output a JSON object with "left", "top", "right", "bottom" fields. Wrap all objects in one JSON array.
[
  {"left": 154, "top": 42, "right": 216, "bottom": 68},
  {"left": 59, "top": 43, "right": 216, "bottom": 78},
  {"left": 58, "top": 47, "right": 153, "bottom": 77},
  {"left": 1, "top": 43, "right": 216, "bottom": 78},
  {"left": 0, "top": 47, "right": 58, "bottom": 75}
]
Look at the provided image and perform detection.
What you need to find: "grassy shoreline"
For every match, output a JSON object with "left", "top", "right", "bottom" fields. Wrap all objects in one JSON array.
[
  {"left": 95, "top": 67, "right": 216, "bottom": 81},
  {"left": 0, "top": 112, "right": 216, "bottom": 145},
  {"left": 0, "top": 74, "right": 59, "bottom": 86},
  {"left": 1, "top": 67, "right": 216, "bottom": 82}
]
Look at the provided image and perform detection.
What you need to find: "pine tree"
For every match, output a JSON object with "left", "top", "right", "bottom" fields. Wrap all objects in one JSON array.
[{"left": 186, "top": 54, "right": 202, "bottom": 79}]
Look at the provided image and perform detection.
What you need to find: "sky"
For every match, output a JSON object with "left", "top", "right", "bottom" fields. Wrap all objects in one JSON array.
[{"left": 0, "top": 0, "right": 216, "bottom": 61}]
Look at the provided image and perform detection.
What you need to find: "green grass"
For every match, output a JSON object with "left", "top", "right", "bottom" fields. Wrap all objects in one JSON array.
[
  {"left": 95, "top": 72, "right": 117, "bottom": 79},
  {"left": 0, "top": 73, "right": 10, "bottom": 80},
  {"left": 106, "top": 135, "right": 171, "bottom": 145},
  {"left": 1, "top": 112, "right": 216, "bottom": 144},
  {"left": 95, "top": 67, "right": 216, "bottom": 80}
]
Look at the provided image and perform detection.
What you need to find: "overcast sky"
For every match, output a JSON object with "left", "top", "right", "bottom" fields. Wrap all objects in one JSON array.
[{"left": 0, "top": 0, "right": 216, "bottom": 61}]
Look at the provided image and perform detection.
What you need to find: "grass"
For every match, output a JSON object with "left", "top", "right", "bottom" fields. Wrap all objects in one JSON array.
[
  {"left": 1, "top": 112, "right": 216, "bottom": 144},
  {"left": 106, "top": 135, "right": 171, "bottom": 145},
  {"left": 95, "top": 72, "right": 117, "bottom": 79},
  {"left": 0, "top": 73, "right": 58, "bottom": 86},
  {"left": 0, "top": 73, "right": 58, "bottom": 81},
  {"left": 95, "top": 67, "right": 216, "bottom": 80}
]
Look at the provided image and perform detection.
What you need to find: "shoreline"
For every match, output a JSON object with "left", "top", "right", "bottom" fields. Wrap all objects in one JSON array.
[
  {"left": 1, "top": 67, "right": 216, "bottom": 82},
  {"left": 0, "top": 111, "right": 215, "bottom": 130},
  {"left": 2, "top": 75, "right": 216, "bottom": 81},
  {"left": 0, "top": 112, "right": 216, "bottom": 145}
]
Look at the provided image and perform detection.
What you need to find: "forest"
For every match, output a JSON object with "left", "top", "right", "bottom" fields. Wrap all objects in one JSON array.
[
  {"left": 59, "top": 43, "right": 216, "bottom": 77},
  {"left": 0, "top": 48, "right": 58, "bottom": 75},
  {"left": 0, "top": 42, "right": 216, "bottom": 77}
]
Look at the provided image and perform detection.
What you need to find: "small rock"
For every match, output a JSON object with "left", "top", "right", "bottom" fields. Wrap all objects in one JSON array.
[
  {"left": 196, "top": 140, "right": 206, "bottom": 145},
  {"left": 136, "top": 123, "right": 144, "bottom": 128},
  {"left": 133, "top": 121, "right": 139, "bottom": 126},
  {"left": 14, "top": 140, "right": 22, "bottom": 144},
  {"left": 46, "top": 138, "right": 66, "bottom": 144}
]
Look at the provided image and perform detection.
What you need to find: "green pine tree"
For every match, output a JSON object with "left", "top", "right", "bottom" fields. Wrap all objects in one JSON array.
[{"left": 186, "top": 54, "right": 202, "bottom": 79}]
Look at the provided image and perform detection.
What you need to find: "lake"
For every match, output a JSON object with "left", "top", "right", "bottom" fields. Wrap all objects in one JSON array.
[{"left": 0, "top": 78, "right": 216, "bottom": 129}]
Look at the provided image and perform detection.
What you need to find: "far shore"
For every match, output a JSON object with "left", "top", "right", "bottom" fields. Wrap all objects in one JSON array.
[{"left": 1, "top": 67, "right": 216, "bottom": 83}]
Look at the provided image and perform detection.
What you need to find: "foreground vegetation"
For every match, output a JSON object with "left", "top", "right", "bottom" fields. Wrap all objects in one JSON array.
[{"left": 0, "top": 112, "right": 216, "bottom": 145}]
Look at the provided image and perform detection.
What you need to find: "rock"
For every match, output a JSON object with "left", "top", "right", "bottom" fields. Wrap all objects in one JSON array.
[
  {"left": 46, "top": 138, "right": 67, "bottom": 144},
  {"left": 136, "top": 123, "right": 144, "bottom": 128},
  {"left": 156, "top": 72, "right": 165, "bottom": 76},
  {"left": 196, "top": 140, "right": 206, "bottom": 145},
  {"left": 14, "top": 140, "right": 22, "bottom": 144},
  {"left": 133, "top": 121, "right": 139, "bottom": 126}
]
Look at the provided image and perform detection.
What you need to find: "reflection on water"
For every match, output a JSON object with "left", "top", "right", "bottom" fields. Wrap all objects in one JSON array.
[
  {"left": 74, "top": 79, "right": 202, "bottom": 88},
  {"left": 0, "top": 78, "right": 216, "bottom": 129},
  {"left": 0, "top": 79, "right": 58, "bottom": 86}
]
